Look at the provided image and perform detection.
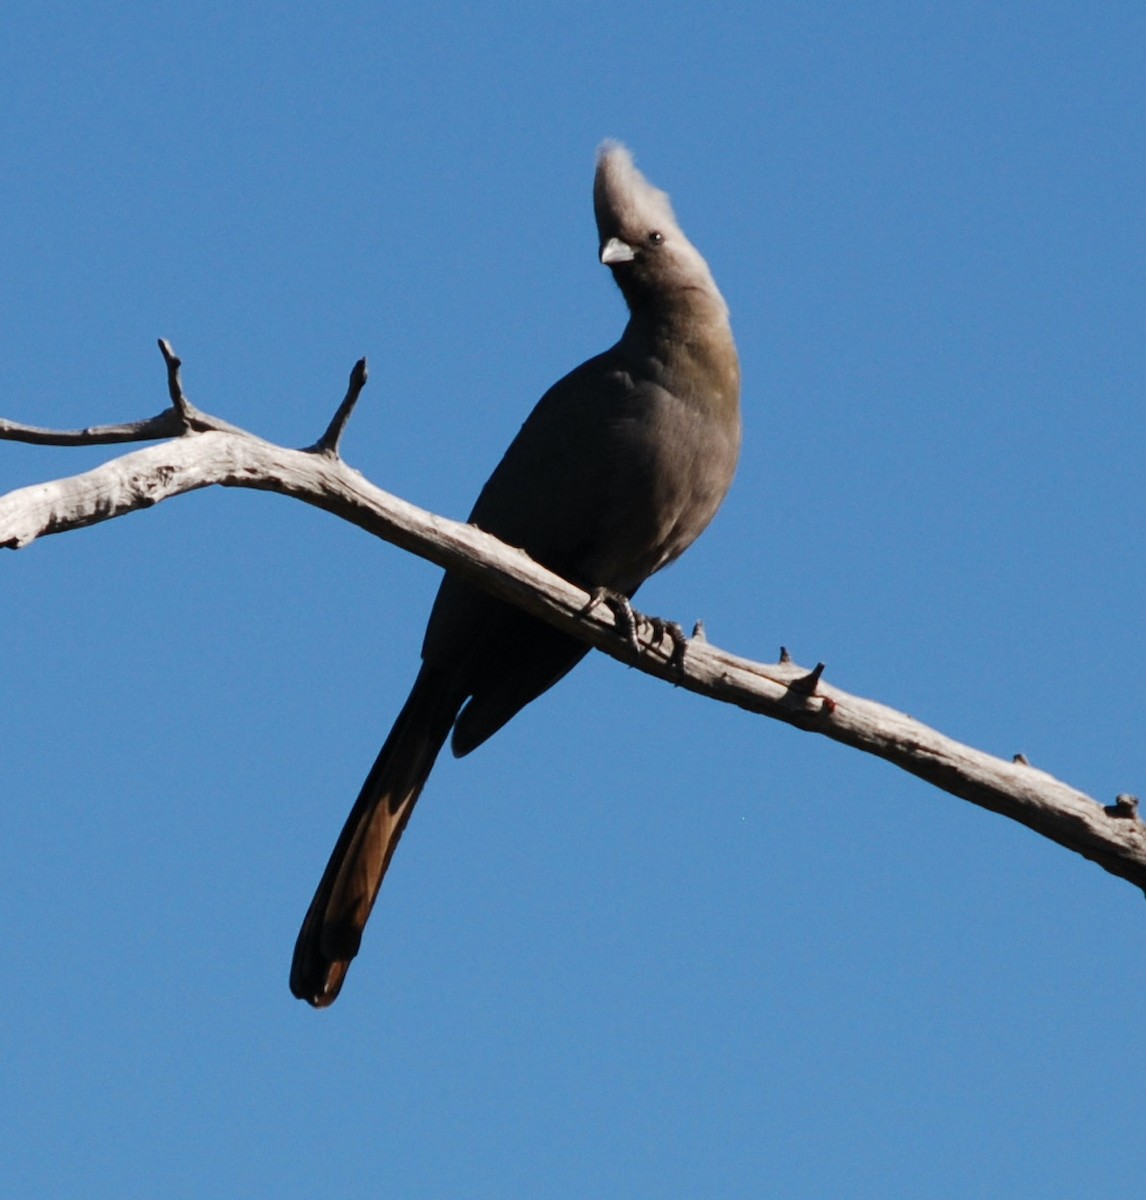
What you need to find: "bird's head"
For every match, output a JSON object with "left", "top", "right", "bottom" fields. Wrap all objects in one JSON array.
[{"left": 593, "top": 142, "right": 726, "bottom": 319}]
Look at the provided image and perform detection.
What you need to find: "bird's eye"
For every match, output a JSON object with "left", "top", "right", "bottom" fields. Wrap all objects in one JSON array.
[{"left": 647, "top": 231, "right": 664, "bottom": 246}]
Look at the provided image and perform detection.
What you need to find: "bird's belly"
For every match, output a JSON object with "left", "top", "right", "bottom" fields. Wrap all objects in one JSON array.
[{"left": 587, "top": 401, "right": 739, "bottom": 592}]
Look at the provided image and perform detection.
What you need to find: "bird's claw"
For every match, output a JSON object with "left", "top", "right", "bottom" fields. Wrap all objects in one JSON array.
[
  {"left": 586, "top": 589, "right": 689, "bottom": 671},
  {"left": 587, "top": 587, "right": 641, "bottom": 652},
  {"left": 646, "top": 616, "right": 689, "bottom": 674}
]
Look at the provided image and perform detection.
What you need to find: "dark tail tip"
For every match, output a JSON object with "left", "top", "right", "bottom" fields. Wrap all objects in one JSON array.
[
  {"left": 290, "top": 960, "right": 350, "bottom": 1008},
  {"left": 290, "top": 947, "right": 353, "bottom": 1008},
  {"left": 290, "top": 904, "right": 361, "bottom": 1007}
]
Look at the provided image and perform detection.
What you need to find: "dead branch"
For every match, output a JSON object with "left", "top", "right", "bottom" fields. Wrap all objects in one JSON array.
[{"left": 3, "top": 343, "right": 1143, "bottom": 896}]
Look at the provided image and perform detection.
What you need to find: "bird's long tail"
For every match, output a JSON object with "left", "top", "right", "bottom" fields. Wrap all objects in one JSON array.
[{"left": 290, "top": 666, "right": 460, "bottom": 1007}]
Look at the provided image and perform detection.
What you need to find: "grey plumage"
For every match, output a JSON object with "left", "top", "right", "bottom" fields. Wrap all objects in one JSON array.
[{"left": 290, "top": 143, "right": 741, "bottom": 1006}]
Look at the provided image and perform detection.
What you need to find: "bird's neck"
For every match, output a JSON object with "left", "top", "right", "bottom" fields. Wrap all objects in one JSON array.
[
  {"left": 621, "top": 289, "right": 734, "bottom": 358},
  {"left": 619, "top": 298, "right": 740, "bottom": 415}
]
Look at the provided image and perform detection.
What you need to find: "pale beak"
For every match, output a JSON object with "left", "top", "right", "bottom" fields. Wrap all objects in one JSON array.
[{"left": 600, "top": 237, "right": 636, "bottom": 265}]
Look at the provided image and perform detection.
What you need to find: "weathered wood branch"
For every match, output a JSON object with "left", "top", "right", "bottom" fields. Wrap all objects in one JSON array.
[{"left": 3, "top": 346, "right": 1143, "bottom": 896}]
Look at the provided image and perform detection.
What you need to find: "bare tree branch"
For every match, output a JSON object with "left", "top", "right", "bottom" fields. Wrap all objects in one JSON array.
[
  {"left": 3, "top": 345, "right": 1143, "bottom": 897},
  {"left": 0, "top": 409, "right": 186, "bottom": 445}
]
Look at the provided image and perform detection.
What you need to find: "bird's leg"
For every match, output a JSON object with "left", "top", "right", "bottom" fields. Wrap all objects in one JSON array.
[{"left": 585, "top": 587, "right": 641, "bottom": 653}]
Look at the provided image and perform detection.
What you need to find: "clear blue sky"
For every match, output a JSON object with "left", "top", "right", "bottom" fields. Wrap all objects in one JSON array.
[{"left": 3, "top": 2, "right": 1144, "bottom": 1195}]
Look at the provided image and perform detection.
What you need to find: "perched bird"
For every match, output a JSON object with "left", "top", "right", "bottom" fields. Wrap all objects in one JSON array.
[{"left": 291, "top": 143, "right": 741, "bottom": 1006}]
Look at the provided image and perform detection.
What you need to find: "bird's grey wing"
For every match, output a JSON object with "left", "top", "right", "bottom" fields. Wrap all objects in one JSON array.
[{"left": 421, "top": 350, "right": 634, "bottom": 754}]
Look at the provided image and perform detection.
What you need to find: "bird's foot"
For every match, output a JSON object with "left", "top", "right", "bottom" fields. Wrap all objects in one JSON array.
[
  {"left": 645, "top": 615, "right": 690, "bottom": 675},
  {"left": 586, "top": 587, "right": 641, "bottom": 652},
  {"left": 586, "top": 589, "right": 691, "bottom": 673}
]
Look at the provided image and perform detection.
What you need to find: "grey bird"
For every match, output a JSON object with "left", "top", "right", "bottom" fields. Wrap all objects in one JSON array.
[{"left": 290, "top": 143, "right": 741, "bottom": 1006}]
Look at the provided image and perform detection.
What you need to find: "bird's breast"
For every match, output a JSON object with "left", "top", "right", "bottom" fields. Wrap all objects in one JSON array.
[{"left": 584, "top": 368, "right": 740, "bottom": 591}]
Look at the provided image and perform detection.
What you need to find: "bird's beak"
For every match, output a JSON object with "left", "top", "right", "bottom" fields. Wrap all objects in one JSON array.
[{"left": 600, "top": 237, "right": 636, "bottom": 265}]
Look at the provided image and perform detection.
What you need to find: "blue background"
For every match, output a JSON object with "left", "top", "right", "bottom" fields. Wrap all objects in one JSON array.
[{"left": 3, "top": 3, "right": 1144, "bottom": 1195}]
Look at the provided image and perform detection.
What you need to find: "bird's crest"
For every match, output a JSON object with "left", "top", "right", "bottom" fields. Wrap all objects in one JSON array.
[{"left": 593, "top": 142, "right": 679, "bottom": 243}]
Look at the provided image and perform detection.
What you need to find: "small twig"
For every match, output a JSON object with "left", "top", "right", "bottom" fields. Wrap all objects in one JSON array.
[
  {"left": 157, "top": 338, "right": 197, "bottom": 423},
  {"left": 788, "top": 661, "right": 826, "bottom": 696},
  {"left": 311, "top": 358, "right": 369, "bottom": 457},
  {"left": 1105, "top": 794, "right": 1141, "bottom": 821}
]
